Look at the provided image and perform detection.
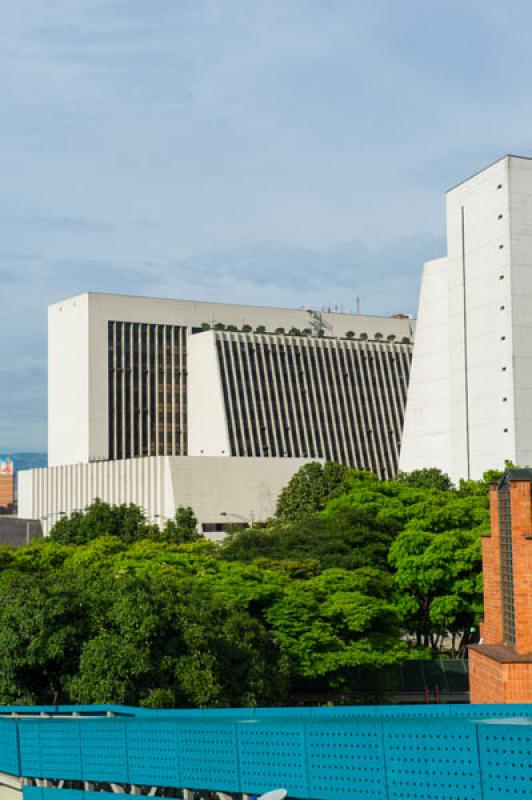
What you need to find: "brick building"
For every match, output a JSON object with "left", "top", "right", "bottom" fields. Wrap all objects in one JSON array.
[{"left": 469, "top": 469, "right": 532, "bottom": 702}]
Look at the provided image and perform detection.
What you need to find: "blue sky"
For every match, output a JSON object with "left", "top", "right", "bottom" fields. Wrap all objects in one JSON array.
[{"left": 3, "top": 0, "right": 532, "bottom": 451}]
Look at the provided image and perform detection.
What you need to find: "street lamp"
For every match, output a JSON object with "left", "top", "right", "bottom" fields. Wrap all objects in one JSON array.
[{"left": 220, "top": 511, "right": 254, "bottom": 528}]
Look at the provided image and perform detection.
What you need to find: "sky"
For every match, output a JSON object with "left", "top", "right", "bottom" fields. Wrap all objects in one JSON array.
[{"left": 3, "top": 0, "right": 532, "bottom": 451}]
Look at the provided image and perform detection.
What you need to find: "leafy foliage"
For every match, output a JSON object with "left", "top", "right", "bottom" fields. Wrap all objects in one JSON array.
[
  {"left": 275, "top": 461, "right": 350, "bottom": 519},
  {"left": 0, "top": 463, "right": 493, "bottom": 706},
  {"left": 49, "top": 499, "right": 158, "bottom": 545},
  {"left": 396, "top": 467, "right": 454, "bottom": 492}
]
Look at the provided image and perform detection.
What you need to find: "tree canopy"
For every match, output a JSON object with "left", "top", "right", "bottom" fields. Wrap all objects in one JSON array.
[{"left": 0, "top": 463, "right": 492, "bottom": 706}]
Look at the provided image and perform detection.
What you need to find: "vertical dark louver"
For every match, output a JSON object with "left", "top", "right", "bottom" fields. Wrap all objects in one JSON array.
[
  {"left": 498, "top": 476, "right": 516, "bottom": 646},
  {"left": 108, "top": 321, "right": 187, "bottom": 461},
  {"left": 214, "top": 332, "right": 412, "bottom": 479}
]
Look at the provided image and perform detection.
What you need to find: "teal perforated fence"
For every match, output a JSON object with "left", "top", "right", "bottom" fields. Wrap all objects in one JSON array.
[{"left": 0, "top": 703, "right": 529, "bottom": 799}]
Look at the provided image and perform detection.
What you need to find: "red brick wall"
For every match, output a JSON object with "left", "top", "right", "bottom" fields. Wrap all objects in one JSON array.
[
  {"left": 0, "top": 474, "right": 13, "bottom": 509},
  {"left": 470, "top": 649, "right": 532, "bottom": 703},
  {"left": 480, "top": 483, "right": 503, "bottom": 644},
  {"left": 504, "top": 662, "right": 532, "bottom": 701},
  {"left": 510, "top": 481, "right": 532, "bottom": 654},
  {"left": 469, "top": 649, "right": 506, "bottom": 703},
  {"left": 470, "top": 476, "right": 532, "bottom": 703},
  {"left": 480, "top": 480, "right": 532, "bottom": 654}
]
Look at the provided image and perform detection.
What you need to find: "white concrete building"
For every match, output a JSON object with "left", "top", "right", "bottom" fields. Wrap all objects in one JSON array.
[
  {"left": 19, "top": 292, "right": 414, "bottom": 533},
  {"left": 400, "top": 154, "right": 532, "bottom": 483},
  {"left": 18, "top": 456, "right": 309, "bottom": 537},
  {"left": 48, "top": 292, "right": 413, "bottom": 468},
  {"left": 189, "top": 330, "right": 411, "bottom": 478}
]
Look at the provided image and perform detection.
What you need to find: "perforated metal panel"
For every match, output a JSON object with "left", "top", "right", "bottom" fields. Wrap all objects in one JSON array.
[
  {"left": 84, "top": 792, "right": 121, "bottom": 800},
  {"left": 305, "top": 720, "right": 386, "bottom": 800},
  {"left": 0, "top": 718, "right": 20, "bottom": 775},
  {"left": 126, "top": 719, "right": 180, "bottom": 787},
  {"left": 23, "top": 790, "right": 83, "bottom": 800},
  {"left": 237, "top": 722, "right": 308, "bottom": 798},
  {"left": 19, "top": 721, "right": 42, "bottom": 777},
  {"left": 37, "top": 721, "right": 82, "bottom": 780},
  {"left": 384, "top": 720, "right": 482, "bottom": 800},
  {"left": 178, "top": 722, "right": 240, "bottom": 792},
  {"left": 478, "top": 721, "right": 532, "bottom": 799},
  {"left": 22, "top": 787, "right": 43, "bottom": 800},
  {"left": 79, "top": 720, "right": 128, "bottom": 783},
  {"left": 254, "top": 707, "right": 315, "bottom": 718},
  {"left": 8, "top": 702, "right": 532, "bottom": 800}
]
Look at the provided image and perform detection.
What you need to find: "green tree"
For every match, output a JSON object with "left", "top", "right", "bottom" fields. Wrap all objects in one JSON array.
[
  {"left": 49, "top": 499, "right": 158, "bottom": 545},
  {"left": 388, "top": 528, "right": 482, "bottom": 654},
  {"left": 265, "top": 568, "right": 407, "bottom": 687},
  {"left": 457, "top": 468, "right": 505, "bottom": 499},
  {"left": 0, "top": 571, "right": 89, "bottom": 703},
  {"left": 175, "top": 588, "right": 288, "bottom": 707},
  {"left": 276, "top": 462, "right": 349, "bottom": 520},
  {"left": 67, "top": 574, "right": 183, "bottom": 706},
  {"left": 159, "top": 506, "right": 202, "bottom": 544},
  {"left": 221, "top": 506, "right": 399, "bottom": 572},
  {"left": 396, "top": 467, "right": 454, "bottom": 492}
]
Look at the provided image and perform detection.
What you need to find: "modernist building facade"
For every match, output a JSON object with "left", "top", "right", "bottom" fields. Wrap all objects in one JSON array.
[
  {"left": 189, "top": 330, "right": 411, "bottom": 478},
  {"left": 19, "top": 293, "right": 413, "bottom": 533},
  {"left": 401, "top": 154, "right": 532, "bottom": 483}
]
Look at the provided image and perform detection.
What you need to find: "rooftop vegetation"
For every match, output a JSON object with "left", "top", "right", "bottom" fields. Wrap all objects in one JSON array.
[{"left": 199, "top": 322, "right": 411, "bottom": 344}]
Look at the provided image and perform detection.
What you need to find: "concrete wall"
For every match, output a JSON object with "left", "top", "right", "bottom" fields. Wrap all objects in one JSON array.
[
  {"left": 18, "top": 455, "right": 312, "bottom": 537},
  {"left": 401, "top": 155, "right": 532, "bottom": 484},
  {"left": 399, "top": 257, "right": 452, "bottom": 475},
  {"left": 446, "top": 156, "right": 513, "bottom": 481},
  {"left": 166, "top": 456, "right": 312, "bottom": 535},
  {"left": 508, "top": 158, "right": 532, "bottom": 467},
  {"left": 187, "top": 331, "right": 230, "bottom": 456},
  {"left": 48, "top": 295, "right": 90, "bottom": 466},
  {"left": 48, "top": 292, "right": 414, "bottom": 467}
]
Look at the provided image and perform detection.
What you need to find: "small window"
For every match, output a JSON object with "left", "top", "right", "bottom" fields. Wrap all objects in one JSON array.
[
  {"left": 502, "top": 366, "right": 507, "bottom": 372},
  {"left": 504, "top": 428, "right": 509, "bottom": 433},
  {"left": 498, "top": 214, "right": 503, "bottom": 220},
  {"left": 497, "top": 183, "right": 503, "bottom": 189},
  {"left": 499, "top": 244, "right": 504, "bottom": 249},
  {"left": 501, "top": 336, "right": 506, "bottom": 341},
  {"left": 499, "top": 275, "right": 505, "bottom": 280},
  {"left": 500, "top": 305, "right": 505, "bottom": 310},
  {"left": 503, "top": 397, "right": 508, "bottom": 402}
]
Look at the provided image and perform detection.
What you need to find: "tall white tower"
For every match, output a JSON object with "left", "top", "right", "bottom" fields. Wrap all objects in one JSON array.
[{"left": 400, "top": 155, "right": 532, "bottom": 483}]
